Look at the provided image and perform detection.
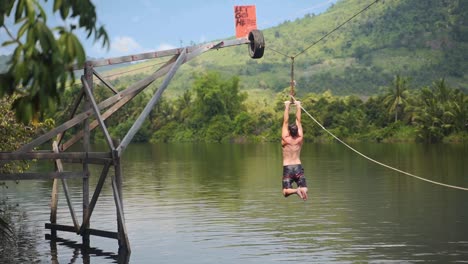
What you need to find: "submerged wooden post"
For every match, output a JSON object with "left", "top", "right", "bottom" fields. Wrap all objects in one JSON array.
[
  {"left": 82, "top": 61, "right": 93, "bottom": 246},
  {"left": 112, "top": 138, "right": 130, "bottom": 252},
  {"left": 50, "top": 177, "right": 59, "bottom": 238}
]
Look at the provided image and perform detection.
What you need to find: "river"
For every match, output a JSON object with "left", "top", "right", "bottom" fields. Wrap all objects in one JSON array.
[{"left": 1, "top": 142, "right": 467, "bottom": 263}]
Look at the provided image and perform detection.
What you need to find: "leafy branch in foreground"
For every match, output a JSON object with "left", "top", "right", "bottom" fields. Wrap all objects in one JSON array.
[{"left": 0, "top": 0, "right": 109, "bottom": 123}]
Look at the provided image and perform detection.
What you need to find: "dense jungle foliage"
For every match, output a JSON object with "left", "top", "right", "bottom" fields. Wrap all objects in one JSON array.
[{"left": 47, "top": 72, "right": 467, "bottom": 144}]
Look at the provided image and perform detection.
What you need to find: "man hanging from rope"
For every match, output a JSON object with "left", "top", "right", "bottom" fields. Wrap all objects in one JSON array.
[{"left": 281, "top": 99, "right": 308, "bottom": 201}]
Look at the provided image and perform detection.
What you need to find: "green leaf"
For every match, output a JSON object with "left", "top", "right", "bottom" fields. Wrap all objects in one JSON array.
[
  {"left": 69, "top": 33, "right": 85, "bottom": 64},
  {"left": 1, "top": 40, "right": 17, "bottom": 47},
  {"left": 36, "top": 1, "right": 47, "bottom": 21},
  {"left": 59, "top": 1, "right": 69, "bottom": 19},
  {"left": 25, "top": 0, "right": 35, "bottom": 22},
  {"left": 17, "top": 20, "right": 29, "bottom": 39},
  {"left": 53, "top": 0, "right": 62, "bottom": 13},
  {"left": 14, "top": 0, "right": 25, "bottom": 22}
]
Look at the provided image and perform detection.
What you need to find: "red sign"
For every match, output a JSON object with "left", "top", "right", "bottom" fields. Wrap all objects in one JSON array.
[{"left": 234, "top": 5, "right": 257, "bottom": 38}]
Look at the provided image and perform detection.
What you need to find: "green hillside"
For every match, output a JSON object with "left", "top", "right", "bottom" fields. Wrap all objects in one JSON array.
[
  {"left": 1, "top": 0, "right": 467, "bottom": 99},
  {"left": 104, "top": 0, "right": 467, "bottom": 99}
]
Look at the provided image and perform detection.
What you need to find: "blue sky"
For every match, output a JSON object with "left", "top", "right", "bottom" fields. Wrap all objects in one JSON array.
[{"left": 1, "top": 0, "right": 338, "bottom": 58}]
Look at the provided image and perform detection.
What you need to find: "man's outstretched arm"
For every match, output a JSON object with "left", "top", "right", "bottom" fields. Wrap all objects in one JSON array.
[
  {"left": 295, "top": 101, "right": 303, "bottom": 138},
  {"left": 282, "top": 101, "right": 291, "bottom": 139}
]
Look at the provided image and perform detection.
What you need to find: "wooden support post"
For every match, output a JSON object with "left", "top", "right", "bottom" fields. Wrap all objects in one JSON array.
[
  {"left": 82, "top": 61, "right": 93, "bottom": 246},
  {"left": 53, "top": 141, "right": 80, "bottom": 232},
  {"left": 57, "top": 89, "right": 84, "bottom": 146},
  {"left": 50, "top": 177, "right": 59, "bottom": 238},
  {"left": 118, "top": 50, "right": 187, "bottom": 155},
  {"left": 112, "top": 138, "right": 127, "bottom": 251},
  {"left": 60, "top": 56, "right": 178, "bottom": 151},
  {"left": 80, "top": 161, "right": 111, "bottom": 234},
  {"left": 93, "top": 69, "right": 118, "bottom": 94},
  {"left": 81, "top": 75, "right": 115, "bottom": 151},
  {"left": 112, "top": 175, "right": 130, "bottom": 252}
]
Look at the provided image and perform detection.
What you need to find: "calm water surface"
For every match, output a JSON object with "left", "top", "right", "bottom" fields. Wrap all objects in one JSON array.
[{"left": 1, "top": 143, "right": 467, "bottom": 263}]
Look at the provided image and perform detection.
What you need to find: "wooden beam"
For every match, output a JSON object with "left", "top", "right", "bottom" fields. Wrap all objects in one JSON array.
[
  {"left": 118, "top": 50, "right": 187, "bottom": 155},
  {"left": 50, "top": 177, "right": 59, "bottom": 237},
  {"left": 82, "top": 61, "right": 92, "bottom": 247},
  {"left": 46, "top": 223, "right": 76, "bottom": 233},
  {"left": 73, "top": 38, "right": 250, "bottom": 69},
  {"left": 60, "top": 56, "right": 178, "bottom": 151},
  {"left": 45, "top": 223, "right": 118, "bottom": 239},
  {"left": 0, "top": 152, "right": 112, "bottom": 160},
  {"left": 53, "top": 141, "right": 80, "bottom": 232},
  {"left": 0, "top": 172, "right": 84, "bottom": 181},
  {"left": 81, "top": 75, "right": 115, "bottom": 151},
  {"left": 80, "top": 161, "right": 111, "bottom": 235},
  {"left": 112, "top": 177, "right": 131, "bottom": 251},
  {"left": 93, "top": 69, "right": 118, "bottom": 94},
  {"left": 57, "top": 89, "right": 84, "bottom": 146}
]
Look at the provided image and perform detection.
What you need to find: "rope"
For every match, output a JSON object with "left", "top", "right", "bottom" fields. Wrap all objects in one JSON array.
[
  {"left": 290, "top": 57, "right": 295, "bottom": 100},
  {"left": 290, "top": 95, "right": 468, "bottom": 192}
]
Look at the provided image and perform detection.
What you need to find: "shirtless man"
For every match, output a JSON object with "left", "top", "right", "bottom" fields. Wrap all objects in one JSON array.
[{"left": 281, "top": 100, "right": 308, "bottom": 201}]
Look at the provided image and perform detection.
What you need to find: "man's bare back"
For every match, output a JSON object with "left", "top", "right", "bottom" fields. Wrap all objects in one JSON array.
[{"left": 281, "top": 100, "right": 308, "bottom": 200}]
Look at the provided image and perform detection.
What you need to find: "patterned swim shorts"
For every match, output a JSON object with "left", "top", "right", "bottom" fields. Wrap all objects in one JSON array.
[{"left": 282, "top": 164, "right": 307, "bottom": 189}]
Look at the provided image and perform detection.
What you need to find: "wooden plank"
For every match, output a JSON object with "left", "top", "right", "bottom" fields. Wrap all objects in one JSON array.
[
  {"left": 50, "top": 177, "right": 59, "bottom": 237},
  {"left": 82, "top": 63, "right": 92, "bottom": 247},
  {"left": 0, "top": 152, "right": 112, "bottom": 160},
  {"left": 57, "top": 89, "right": 84, "bottom": 146},
  {"left": 61, "top": 56, "right": 178, "bottom": 151},
  {"left": 0, "top": 172, "right": 84, "bottom": 181},
  {"left": 3, "top": 39, "right": 239, "bottom": 157},
  {"left": 53, "top": 141, "right": 80, "bottom": 232},
  {"left": 112, "top": 177, "right": 131, "bottom": 252},
  {"left": 87, "top": 228, "right": 119, "bottom": 240},
  {"left": 45, "top": 223, "right": 119, "bottom": 239},
  {"left": 73, "top": 38, "right": 249, "bottom": 69},
  {"left": 80, "top": 161, "right": 111, "bottom": 235},
  {"left": 45, "top": 223, "right": 76, "bottom": 233},
  {"left": 113, "top": 149, "right": 124, "bottom": 249},
  {"left": 118, "top": 50, "right": 187, "bottom": 155},
  {"left": 81, "top": 75, "right": 115, "bottom": 151},
  {"left": 61, "top": 179, "right": 80, "bottom": 231},
  {"left": 93, "top": 70, "right": 118, "bottom": 94}
]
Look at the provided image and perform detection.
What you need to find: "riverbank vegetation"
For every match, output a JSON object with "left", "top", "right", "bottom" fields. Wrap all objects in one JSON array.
[{"left": 48, "top": 72, "right": 467, "bottom": 144}]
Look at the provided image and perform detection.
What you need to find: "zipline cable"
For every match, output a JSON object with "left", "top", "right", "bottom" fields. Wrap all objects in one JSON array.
[
  {"left": 293, "top": 0, "right": 380, "bottom": 59},
  {"left": 266, "top": 0, "right": 380, "bottom": 60},
  {"left": 267, "top": 0, "right": 381, "bottom": 99},
  {"left": 290, "top": 95, "right": 468, "bottom": 192}
]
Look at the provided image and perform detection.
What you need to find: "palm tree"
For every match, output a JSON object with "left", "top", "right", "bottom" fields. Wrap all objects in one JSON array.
[{"left": 383, "top": 75, "right": 409, "bottom": 123}]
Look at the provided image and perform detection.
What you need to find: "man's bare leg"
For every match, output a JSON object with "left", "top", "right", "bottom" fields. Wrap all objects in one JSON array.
[{"left": 283, "top": 188, "right": 304, "bottom": 199}]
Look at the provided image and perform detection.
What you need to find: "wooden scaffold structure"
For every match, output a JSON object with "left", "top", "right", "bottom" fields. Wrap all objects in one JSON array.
[{"left": 0, "top": 30, "right": 264, "bottom": 253}]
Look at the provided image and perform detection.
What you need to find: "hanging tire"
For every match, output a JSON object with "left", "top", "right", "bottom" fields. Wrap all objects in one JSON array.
[{"left": 248, "top": 30, "right": 264, "bottom": 59}]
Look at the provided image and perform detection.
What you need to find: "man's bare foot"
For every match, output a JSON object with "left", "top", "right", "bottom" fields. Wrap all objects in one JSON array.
[
  {"left": 296, "top": 188, "right": 304, "bottom": 200},
  {"left": 297, "top": 187, "right": 308, "bottom": 201}
]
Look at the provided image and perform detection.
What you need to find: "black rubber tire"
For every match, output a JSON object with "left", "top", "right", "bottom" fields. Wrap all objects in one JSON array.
[{"left": 248, "top": 30, "right": 265, "bottom": 59}]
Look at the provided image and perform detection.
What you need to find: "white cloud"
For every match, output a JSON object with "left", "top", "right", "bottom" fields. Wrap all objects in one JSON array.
[
  {"left": 88, "top": 39, "right": 176, "bottom": 59},
  {"left": 112, "top": 36, "right": 142, "bottom": 53},
  {"left": 156, "top": 43, "right": 177, "bottom": 51}
]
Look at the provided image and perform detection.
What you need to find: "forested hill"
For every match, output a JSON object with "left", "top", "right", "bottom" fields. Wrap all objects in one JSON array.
[
  {"left": 1, "top": 0, "right": 466, "bottom": 97},
  {"left": 156, "top": 0, "right": 467, "bottom": 97}
]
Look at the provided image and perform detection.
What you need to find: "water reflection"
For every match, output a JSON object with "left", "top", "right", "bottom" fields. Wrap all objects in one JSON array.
[
  {"left": 48, "top": 236, "right": 129, "bottom": 264},
  {"left": 1, "top": 143, "right": 467, "bottom": 263}
]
